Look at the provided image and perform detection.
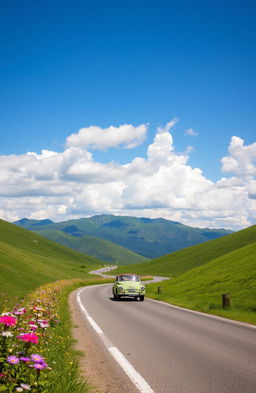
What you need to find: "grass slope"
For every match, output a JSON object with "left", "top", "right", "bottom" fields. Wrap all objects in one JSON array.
[
  {"left": 113, "top": 225, "right": 256, "bottom": 277},
  {"left": 146, "top": 242, "right": 256, "bottom": 323},
  {"left": 34, "top": 229, "right": 148, "bottom": 265},
  {"left": 0, "top": 219, "right": 102, "bottom": 299}
]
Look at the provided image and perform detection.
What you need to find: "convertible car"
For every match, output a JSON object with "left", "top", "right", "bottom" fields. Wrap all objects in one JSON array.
[{"left": 112, "top": 274, "right": 145, "bottom": 301}]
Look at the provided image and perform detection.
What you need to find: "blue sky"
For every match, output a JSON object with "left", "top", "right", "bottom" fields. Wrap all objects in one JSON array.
[{"left": 0, "top": 0, "right": 255, "bottom": 229}]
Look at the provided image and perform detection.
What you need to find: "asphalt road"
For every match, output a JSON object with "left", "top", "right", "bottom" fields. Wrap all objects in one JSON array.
[{"left": 78, "top": 283, "right": 256, "bottom": 393}]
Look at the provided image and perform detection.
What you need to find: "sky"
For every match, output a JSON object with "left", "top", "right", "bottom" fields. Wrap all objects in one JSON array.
[{"left": 0, "top": 0, "right": 255, "bottom": 230}]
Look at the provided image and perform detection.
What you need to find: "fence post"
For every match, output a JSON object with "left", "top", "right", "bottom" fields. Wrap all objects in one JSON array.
[
  {"left": 157, "top": 286, "right": 161, "bottom": 294},
  {"left": 222, "top": 293, "right": 230, "bottom": 308}
]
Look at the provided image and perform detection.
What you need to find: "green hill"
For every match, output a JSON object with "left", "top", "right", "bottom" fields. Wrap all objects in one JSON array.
[
  {"left": 34, "top": 229, "right": 148, "bottom": 265},
  {"left": 14, "top": 215, "right": 232, "bottom": 259},
  {"left": 114, "top": 225, "right": 256, "bottom": 277},
  {"left": 114, "top": 225, "right": 256, "bottom": 324},
  {"left": 146, "top": 241, "right": 256, "bottom": 323},
  {"left": 0, "top": 219, "right": 102, "bottom": 299}
]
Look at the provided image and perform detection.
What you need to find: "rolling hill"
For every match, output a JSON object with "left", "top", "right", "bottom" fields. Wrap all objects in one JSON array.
[
  {"left": 34, "top": 229, "right": 148, "bottom": 265},
  {"left": 0, "top": 219, "right": 103, "bottom": 299},
  {"left": 113, "top": 225, "right": 256, "bottom": 277},
  {"left": 114, "top": 225, "right": 256, "bottom": 323},
  {"left": 14, "top": 215, "right": 232, "bottom": 259}
]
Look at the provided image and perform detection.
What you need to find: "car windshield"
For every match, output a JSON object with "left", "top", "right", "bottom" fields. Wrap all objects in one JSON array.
[{"left": 116, "top": 275, "right": 140, "bottom": 282}]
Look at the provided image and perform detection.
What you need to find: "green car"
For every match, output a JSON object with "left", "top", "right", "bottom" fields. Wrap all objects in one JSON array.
[{"left": 112, "top": 274, "right": 145, "bottom": 301}]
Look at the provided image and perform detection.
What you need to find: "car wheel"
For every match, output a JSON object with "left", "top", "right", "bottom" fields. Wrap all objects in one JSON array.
[
  {"left": 139, "top": 295, "right": 144, "bottom": 301},
  {"left": 116, "top": 290, "right": 120, "bottom": 301}
]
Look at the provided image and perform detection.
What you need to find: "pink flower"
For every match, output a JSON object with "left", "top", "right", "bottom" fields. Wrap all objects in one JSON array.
[
  {"left": 31, "top": 354, "right": 44, "bottom": 363},
  {"left": 33, "top": 362, "right": 47, "bottom": 369},
  {"left": 20, "top": 357, "right": 31, "bottom": 362},
  {"left": 17, "top": 333, "right": 39, "bottom": 344},
  {"left": 20, "top": 384, "right": 31, "bottom": 390},
  {"left": 0, "top": 315, "right": 17, "bottom": 326},
  {"left": 7, "top": 355, "right": 19, "bottom": 364},
  {"left": 14, "top": 307, "right": 27, "bottom": 315}
]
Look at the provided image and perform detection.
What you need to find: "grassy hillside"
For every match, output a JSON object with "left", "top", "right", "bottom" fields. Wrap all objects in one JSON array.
[
  {"left": 146, "top": 242, "right": 256, "bottom": 323},
  {"left": 14, "top": 215, "right": 232, "bottom": 259},
  {"left": 34, "top": 229, "right": 148, "bottom": 265},
  {"left": 0, "top": 219, "right": 102, "bottom": 299},
  {"left": 112, "top": 225, "right": 256, "bottom": 324},
  {"left": 113, "top": 225, "right": 256, "bottom": 277}
]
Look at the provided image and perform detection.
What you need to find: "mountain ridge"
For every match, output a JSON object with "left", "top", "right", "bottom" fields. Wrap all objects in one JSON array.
[{"left": 13, "top": 214, "right": 232, "bottom": 260}]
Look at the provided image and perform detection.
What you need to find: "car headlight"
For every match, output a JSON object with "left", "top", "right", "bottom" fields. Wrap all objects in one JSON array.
[
  {"left": 141, "top": 286, "right": 145, "bottom": 291},
  {"left": 117, "top": 285, "right": 123, "bottom": 290}
]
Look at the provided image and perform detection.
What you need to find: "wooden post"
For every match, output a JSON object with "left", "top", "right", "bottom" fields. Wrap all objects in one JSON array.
[
  {"left": 222, "top": 293, "right": 230, "bottom": 308},
  {"left": 157, "top": 286, "right": 161, "bottom": 294}
]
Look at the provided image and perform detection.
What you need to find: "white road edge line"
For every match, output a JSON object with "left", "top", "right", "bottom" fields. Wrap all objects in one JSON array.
[
  {"left": 108, "top": 346, "right": 154, "bottom": 393},
  {"left": 147, "top": 297, "right": 256, "bottom": 330},
  {"left": 78, "top": 282, "right": 256, "bottom": 331},
  {"left": 76, "top": 288, "right": 155, "bottom": 393}
]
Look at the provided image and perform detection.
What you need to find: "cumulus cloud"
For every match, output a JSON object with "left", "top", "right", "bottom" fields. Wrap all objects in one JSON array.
[
  {"left": 0, "top": 121, "right": 255, "bottom": 230},
  {"left": 221, "top": 136, "right": 256, "bottom": 177},
  {"left": 185, "top": 128, "right": 198, "bottom": 136},
  {"left": 66, "top": 123, "right": 148, "bottom": 150}
]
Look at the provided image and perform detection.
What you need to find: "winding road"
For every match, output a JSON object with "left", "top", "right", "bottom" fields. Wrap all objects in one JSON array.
[{"left": 76, "top": 269, "right": 256, "bottom": 393}]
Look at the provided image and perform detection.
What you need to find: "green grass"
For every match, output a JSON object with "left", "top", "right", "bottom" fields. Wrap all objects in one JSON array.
[
  {"left": 145, "top": 242, "right": 256, "bottom": 324},
  {"left": 45, "top": 278, "right": 113, "bottom": 393},
  {"left": 112, "top": 225, "right": 256, "bottom": 325},
  {"left": 0, "top": 277, "right": 113, "bottom": 393},
  {"left": 35, "top": 229, "right": 148, "bottom": 265},
  {"left": 0, "top": 219, "right": 103, "bottom": 301}
]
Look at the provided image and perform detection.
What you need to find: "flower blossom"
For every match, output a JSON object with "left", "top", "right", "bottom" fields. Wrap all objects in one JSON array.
[
  {"left": 31, "top": 354, "right": 44, "bottom": 363},
  {"left": 14, "top": 307, "right": 27, "bottom": 315},
  {"left": 17, "top": 333, "right": 39, "bottom": 344},
  {"left": 20, "top": 384, "right": 31, "bottom": 390},
  {"left": 7, "top": 356, "right": 20, "bottom": 364},
  {"left": 2, "top": 331, "right": 13, "bottom": 337},
  {"left": 33, "top": 362, "right": 48, "bottom": 369},
  {"left": 0, "top": 315, "right": 17, "bottom": 326},
  {"left": 20, "top": 357, "right": 31, "bottom": 362}
]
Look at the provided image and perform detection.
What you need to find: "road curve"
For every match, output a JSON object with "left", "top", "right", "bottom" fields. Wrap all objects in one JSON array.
[
  {"left": 77, "top": 283, "right": 256, "bottom": 393},
  {"left": 89, "top": 265, "right": 169, "bottom": 283}
]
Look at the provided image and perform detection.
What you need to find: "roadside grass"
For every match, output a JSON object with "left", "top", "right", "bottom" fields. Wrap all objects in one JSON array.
[
  {"left": 0, "top": 277, "right": 113, "bottom": 393},
  {"left": 45, "top": 277, "right": 113, "bottom": 393},
  {"left": 145, "top": 243, "right": 256, "bottom": 325}
]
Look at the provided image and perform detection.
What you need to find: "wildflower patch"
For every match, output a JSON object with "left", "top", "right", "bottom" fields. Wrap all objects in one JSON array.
[
  {"left": 0, "top": 277, "right": 111, "bottom": 393},
  {"left": 0, "top": 280, "right": 69, "bottom": 392}
]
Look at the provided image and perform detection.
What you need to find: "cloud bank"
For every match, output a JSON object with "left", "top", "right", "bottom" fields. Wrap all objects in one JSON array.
[{"left": 0, "top": 121, "right": 255, "bottom": 230}]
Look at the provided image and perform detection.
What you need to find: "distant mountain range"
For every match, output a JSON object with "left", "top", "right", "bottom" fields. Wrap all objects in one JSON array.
[{"left": 13, "top": 215, "right": 233, "bottom": 263}]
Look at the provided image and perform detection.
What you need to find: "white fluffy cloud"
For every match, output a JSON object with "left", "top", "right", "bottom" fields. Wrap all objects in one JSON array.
[
  {"left": 0, "top": 121, "right": 255, "bottom": 230},
  {"left": 221, "top": 136, "right": 256, "bottom": 177},
  {"left": 66, "top": 123, "right": 148, "bottom": 150}
]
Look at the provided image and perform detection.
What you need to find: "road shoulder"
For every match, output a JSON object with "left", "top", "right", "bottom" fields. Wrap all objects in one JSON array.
[{"left": 69, "top": 289, "right": 138, "bottom": 393}]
